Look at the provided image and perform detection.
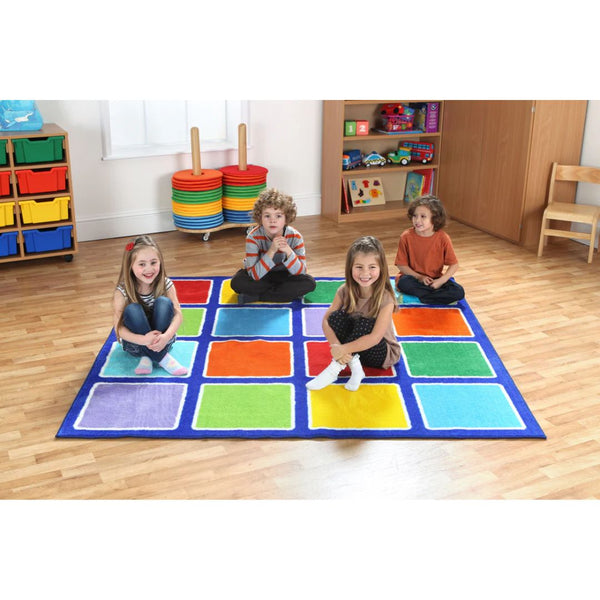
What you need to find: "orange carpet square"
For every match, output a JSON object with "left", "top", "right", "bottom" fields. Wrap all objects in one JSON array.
[
  {"left": 205, "top": 340, "right": 292, "bottom": 377},
  {"left": 393, "top": 307, "right": 472, "bottom": 337}
]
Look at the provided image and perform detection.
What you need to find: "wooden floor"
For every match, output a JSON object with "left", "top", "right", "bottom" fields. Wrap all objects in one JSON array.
[{"left": 2, "top": 215, "right": 600, "bottom": 499}]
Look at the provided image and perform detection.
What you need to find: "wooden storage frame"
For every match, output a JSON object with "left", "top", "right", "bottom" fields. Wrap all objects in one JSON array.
[
  {"left": 321, "top": 100, "right": 444, "bottom": 223},
  {"left": 0, "top": 123, "right": 78, "bottom": 263}
]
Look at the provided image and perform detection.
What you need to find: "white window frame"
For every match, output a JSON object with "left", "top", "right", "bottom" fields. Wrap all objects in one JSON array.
[{"left": 100, "top": 100, "right": 249, "bottom": 160}]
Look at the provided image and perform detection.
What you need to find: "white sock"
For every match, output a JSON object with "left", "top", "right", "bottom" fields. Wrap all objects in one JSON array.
[
  {"left": 306, "top": 359, "right": 343, "bottom": 390},
  {"left": 344, "top": 355, "right": 365, "bottom": 391},
  {"left": 135, "top": 356, "right": 153, "bottom": 375},
  {"left": 159, "top": 353, "right": 188, "bottom": 376}
]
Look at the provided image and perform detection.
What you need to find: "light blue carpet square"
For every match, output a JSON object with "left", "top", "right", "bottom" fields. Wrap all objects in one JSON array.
[
  {"left": 212, "top": 307, "right": 292, "bottom": 337},
  {"left": 414, "top": 383, "right": 526, "bottom": 430}
]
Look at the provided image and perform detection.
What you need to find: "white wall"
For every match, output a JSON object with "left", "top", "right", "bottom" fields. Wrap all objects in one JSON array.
[
  {"left": 35, "top": 99, "right": 600, "bottom": 245},
  {"left": 575, "top": 101, "right": 600, "bottom": 247},
  {"left": 36, "top": 100, "right": 323, "bottom": 241}
]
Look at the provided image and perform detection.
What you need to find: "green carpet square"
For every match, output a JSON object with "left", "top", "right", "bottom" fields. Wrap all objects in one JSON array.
[
  {"left": 193, "top": 384, "right": 294, "bottom": 430},
  {"left": 179, "top": 307, "right": 206, "bottom": 337},
  {"left": 303, "top": 280, "right": 343, "bottom": 304},
  {"left": 402, "top": 342, "right": 494, "bottom": 378}
]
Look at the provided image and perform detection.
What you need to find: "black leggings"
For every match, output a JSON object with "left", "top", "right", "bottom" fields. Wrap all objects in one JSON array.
[
  {"left": 328, "top": 310, "right": 388, "bottom": 368},
  {"left": 231, "top": 268, "right": 316, "bottom": 302}
]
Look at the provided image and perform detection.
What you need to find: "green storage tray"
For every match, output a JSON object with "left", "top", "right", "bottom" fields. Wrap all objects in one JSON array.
[
  {"left": 13, "top": 136, "right": 64, "bottom": 164},
  {"left": 0, "top": 139, "right": 7, "bottom": 165}
]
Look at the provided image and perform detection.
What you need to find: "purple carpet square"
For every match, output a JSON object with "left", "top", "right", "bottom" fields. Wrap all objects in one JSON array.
[
  {"left": 74, "top": 382, "right": 187, "bottom": 430},
  {"left": 302, "top": 307, "right": 328, "bottom": 337}
]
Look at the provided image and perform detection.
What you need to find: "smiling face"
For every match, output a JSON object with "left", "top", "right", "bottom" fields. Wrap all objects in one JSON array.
[
  {"left": 412, "top": 205, "right": 435, "bottom": 237},
  {"left": 131, "top": 247, "right": 161, "bottom": 290},
  {"left": 261, "top": 207, "right": 287, "bottom": 238},
  {"left": 351, "top": 251, "right": 381, "bottom": 293}
]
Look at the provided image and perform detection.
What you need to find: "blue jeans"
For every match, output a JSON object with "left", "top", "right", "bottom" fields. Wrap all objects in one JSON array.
[{"left": 121, "top": 296, "right": 176, "bottom": 362}]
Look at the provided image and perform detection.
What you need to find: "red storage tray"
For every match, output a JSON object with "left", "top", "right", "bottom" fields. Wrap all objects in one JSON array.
[
  {"left": 16, "top": 167, "right": 67, "bottom": 194},
  {"left": 0, "top": 171, "right": 10, "bottom": 196}
]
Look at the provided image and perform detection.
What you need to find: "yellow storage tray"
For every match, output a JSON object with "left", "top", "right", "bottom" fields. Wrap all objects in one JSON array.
[
  {"left": 0, "top": 202, "right": 15, "bottom": 227},
  {"left": 20, "top": 196, "right": 70, "bottom": 224}
]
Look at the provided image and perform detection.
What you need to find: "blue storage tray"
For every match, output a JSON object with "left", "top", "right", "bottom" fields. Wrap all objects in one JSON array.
[
  {"left": 23, "top": 225, "right": 72, "bottom": 253},
  {"left": 0, "top": 231, "right": 18, "bottom": 256}
]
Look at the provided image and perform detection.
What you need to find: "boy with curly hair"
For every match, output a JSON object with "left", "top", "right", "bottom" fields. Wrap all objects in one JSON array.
[
  {"left": 231, "top": 188, "right": 316, "bottom": 303},
  {"left": 395, "top": 194, "right": 465, "bottom": 305}
]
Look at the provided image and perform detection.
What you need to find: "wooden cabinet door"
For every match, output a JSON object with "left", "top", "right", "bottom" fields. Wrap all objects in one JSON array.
[
  {"left": 439, "top": 101, "right": 533, "bottom": 242},
  {"left": 475, "top": 101, "right": 533, "bottom": 242}
]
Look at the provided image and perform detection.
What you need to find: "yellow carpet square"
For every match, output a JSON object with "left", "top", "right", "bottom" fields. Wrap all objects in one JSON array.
[
  {"left": 309, "top": 384, "right": 410, "bottom": 430},
  {"left": 219, "top": 279, "right": 238, "bottom": 304}
]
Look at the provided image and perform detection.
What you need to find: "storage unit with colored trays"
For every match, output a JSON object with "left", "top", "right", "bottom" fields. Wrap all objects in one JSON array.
[{"left": 0, "top": 124, "right": 78, "bottom": 263}]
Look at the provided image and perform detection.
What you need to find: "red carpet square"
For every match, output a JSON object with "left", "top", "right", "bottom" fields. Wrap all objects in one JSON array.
[
  {"left": 393, "top": 307, "right": 472, "bottom": 337},
  {"left": 205, "top": 340, "right": 292, "bottom": 377},
  {"left": 304, "top": 341, "right": 394, "bottom": 377},
  {"left": 173, "top": 279, "right": 212, "bottom": 304}
]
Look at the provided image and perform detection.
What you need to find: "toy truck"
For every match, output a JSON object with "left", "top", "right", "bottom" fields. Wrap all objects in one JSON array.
[
  {"left": 387, "top": 146, "right": 411, "bottom": 166},
  {"left": 342, "top": 149, "right": 363, "bottom": 170}
]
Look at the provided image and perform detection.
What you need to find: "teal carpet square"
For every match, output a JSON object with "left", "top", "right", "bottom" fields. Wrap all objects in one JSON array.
[{"left": 100, "top": 340, "right": 197, "bottom": 378}]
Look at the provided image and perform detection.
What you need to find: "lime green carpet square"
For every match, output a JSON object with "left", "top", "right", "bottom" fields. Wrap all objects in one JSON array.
[
  {"left": 303, "top": 280, "right": 343, "bottom": 304},
  {"left": 194, "top": 384, "right": 294, "bottom": 430},
  {"left": 179, "top": 307, "right": 206, "bottom": 336}
]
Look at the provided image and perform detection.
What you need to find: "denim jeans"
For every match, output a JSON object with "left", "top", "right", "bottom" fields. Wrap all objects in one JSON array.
[{"left": 121, "top": 296, "right": 176, "bottom": 362}]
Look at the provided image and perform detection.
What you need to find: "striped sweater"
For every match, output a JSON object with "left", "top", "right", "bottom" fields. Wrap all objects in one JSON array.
[{"left": 243, "top": 225, "right": 308, "bottom": 281}]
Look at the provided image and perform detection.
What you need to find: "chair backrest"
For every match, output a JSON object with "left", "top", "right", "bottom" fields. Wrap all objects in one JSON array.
[{"left": 548, "top": 163, "right": 600, "bottom": 205}]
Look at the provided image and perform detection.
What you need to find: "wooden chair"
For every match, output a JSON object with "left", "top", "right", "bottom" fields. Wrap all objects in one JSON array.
[{"left": 537, "top": 163, "right": 600, "bottom": 263}]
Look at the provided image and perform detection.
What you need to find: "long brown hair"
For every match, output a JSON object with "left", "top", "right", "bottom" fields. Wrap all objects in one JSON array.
[
  {"left": 342, "top": 236, "right": 397, "bottom": 318},
  {"left": 116, "top": 235, "right": 167, "bottom": 328}
]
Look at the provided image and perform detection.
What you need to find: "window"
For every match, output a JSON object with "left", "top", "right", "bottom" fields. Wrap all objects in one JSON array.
[{"left": 100, "top": 100, "right": 248, "bottom": 159}]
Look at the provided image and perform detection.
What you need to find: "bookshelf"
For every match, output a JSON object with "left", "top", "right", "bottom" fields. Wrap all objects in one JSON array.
[{"left": 321, "top": 100, "right": 443, "bottom": 223}]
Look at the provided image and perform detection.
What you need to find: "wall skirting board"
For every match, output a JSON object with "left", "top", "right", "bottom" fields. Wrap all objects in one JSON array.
[{"left": 75, "top": 194, "right": 322, "bottom": 242}]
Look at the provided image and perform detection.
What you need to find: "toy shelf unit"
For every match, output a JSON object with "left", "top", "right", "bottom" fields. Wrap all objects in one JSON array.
[
  {"left": 321, "top": 100, "right": 444, "bottom": 223},
  {"left": 0, "top": 124, "right": 78, "bottom": 263}
]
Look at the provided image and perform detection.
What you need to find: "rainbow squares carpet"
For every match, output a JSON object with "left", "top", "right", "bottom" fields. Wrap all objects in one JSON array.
[{"left": 57, "top": 277, "right": 545, "bottom": 440}]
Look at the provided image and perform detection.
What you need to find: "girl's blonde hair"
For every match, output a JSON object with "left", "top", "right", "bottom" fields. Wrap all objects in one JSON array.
[
  {"left": 252, "top": 188, "right": 297, "bottom": 224},
  {"left": 116, "top": 235, "right": 167, "bottom": 327},
  {"left": 342, "top": 236, "right": 397, "bottom": 319}
]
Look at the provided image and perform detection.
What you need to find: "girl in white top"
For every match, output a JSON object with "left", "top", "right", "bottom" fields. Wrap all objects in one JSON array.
[
  {"left": 113, "top": 235, "right": 187, "bottom": 376},
  {"left": 306, "top": 236, "right": 400, "bottom": 392}
]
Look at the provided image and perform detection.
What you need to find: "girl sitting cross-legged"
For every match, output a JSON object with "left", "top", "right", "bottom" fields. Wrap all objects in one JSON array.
[{"left": 306, "top": 236, "right": 401, "bottom": 392}]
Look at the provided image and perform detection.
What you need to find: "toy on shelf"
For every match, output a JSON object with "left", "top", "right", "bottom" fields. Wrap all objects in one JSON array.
[
  {"left": 387, "top": 146, "right": 411, "bottom": 165},
  {"left": 379, "top": 104, "right": 415, "bottom": 133},
  {"left": 402, "top": 140, "right": 434, "bottom": 163},
  {"left": 380, "top": 103, "right": 403, "bottom": 116},
  {"left": 362, "top": 151, "right": 387, "bottom": 168},
  {"left": 348, "top": 177, "right": 386, "bottom": 206},
  {"left": 342, "top": 149, "right": 363, "bottom": 170},
  {"left": 219, "top": 123, "right": 268, "bottom": 236}
]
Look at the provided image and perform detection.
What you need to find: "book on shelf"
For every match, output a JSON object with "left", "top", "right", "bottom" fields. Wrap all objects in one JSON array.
[
  {"left": 341, "top": 177, "right": 350, "bottom": 213},
  {"left": 403, "top": 172, "right": 425, "bottom": 203},
  {"left": 413, "top": 169, "right": 434, "bottom": 195}
]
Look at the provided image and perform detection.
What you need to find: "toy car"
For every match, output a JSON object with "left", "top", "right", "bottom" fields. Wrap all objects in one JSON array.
[
  {"left": 380, "top": 103, "right": 404, "bottom": 116},
  {"left": 387, "top": 146, "right": 411, "bottom": 166},
  {"left": 342, "top": 149, "right": 363, "bottom": 170},
  {"left": 362, "top": 151, "right": 387, "bottom": 168}
]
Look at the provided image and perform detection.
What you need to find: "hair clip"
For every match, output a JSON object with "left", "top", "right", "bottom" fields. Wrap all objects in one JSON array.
[{"left": 125, "top": 242, "right": 134, "bottom": 252}]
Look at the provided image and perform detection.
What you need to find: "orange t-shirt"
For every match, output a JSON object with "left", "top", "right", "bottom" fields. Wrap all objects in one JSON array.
[{"left": 394, "top": 228, "right": 458, "bottom": 282}]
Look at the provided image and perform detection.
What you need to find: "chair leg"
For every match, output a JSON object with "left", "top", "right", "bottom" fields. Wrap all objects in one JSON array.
[
  {"left": 537, "top": 216, "right": 547, "bottom": 257},
  {"left": 588, "top": 219, "right": 598, "bottom": 264}
]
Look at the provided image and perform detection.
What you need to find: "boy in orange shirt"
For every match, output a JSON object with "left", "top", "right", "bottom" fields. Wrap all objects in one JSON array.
[{"left": 395, "top": 195, "right": 465, "bottom": 305}]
